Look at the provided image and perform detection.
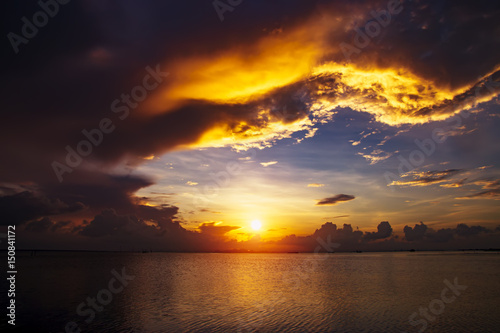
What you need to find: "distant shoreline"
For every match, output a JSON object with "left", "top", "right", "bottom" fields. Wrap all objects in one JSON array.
[{"left": 1, "top": 249, "right": 499, "bottom": 254}]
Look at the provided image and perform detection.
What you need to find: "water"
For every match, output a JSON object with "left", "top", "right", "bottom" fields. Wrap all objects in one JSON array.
[{"left": 2, "top": 251, "right": 499, "bottom": 332}]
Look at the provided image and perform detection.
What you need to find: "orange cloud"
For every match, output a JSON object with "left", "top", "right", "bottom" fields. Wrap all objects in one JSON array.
[
  {"left": 137, "top": 4, "right": 500, "bottom": 153},
  {"left": 307, "top": 183, "right": 325, "bottom": 187}
]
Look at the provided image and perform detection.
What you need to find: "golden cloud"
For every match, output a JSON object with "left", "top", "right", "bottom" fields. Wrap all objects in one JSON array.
[{"left": 140, "top": 9, "right": 500, "bottom": 151}]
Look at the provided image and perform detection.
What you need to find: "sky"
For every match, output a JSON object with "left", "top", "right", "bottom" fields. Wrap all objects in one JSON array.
[{"left": 1, "top": 0, "right": 499, "bottom": 252}]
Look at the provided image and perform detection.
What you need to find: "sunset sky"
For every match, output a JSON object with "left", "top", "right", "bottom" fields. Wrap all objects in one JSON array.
[{"left": 1, "top": 0, "right": 499, "bottom": 251}]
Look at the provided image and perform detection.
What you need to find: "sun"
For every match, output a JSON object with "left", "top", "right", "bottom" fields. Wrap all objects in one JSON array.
[{"left": 251, "top": 219, "right": 262, "bottom": 231}]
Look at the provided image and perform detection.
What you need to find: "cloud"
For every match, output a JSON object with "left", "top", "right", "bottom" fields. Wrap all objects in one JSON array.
[
  {"left": 364, "top": 221, "right": 393, "bottom": 241},
  {"left": 455, "top": 224, "right": 489, "bottom": 237},
  {"left": 426, "top": 228, "right": 455, "bottom": 243},
  {"left": 404, "top": 222, "right": 428, "bottom": 242},
  {"left": 199, "top": 209, "right": 221, "bottom": 214},
  {"left": 437, "top": 125, "right": 477, "bottom": 138},
  {"left": 135, "top": 204, "right": 179, "bottom": 223},
  {"left": 18, "top": 207, "right": 243, "bottom": 251},
  {"left": 260, "top": 161, "right": 278, "bottom": 167},
  {"left": 403, "top": 221, "right": 492, "bottom": 244},
  {"left": 316, "top": 194, "right": 355, "bottom": 206},
  {"left": 389, "top": 169, "right": 464, "bottom": 187},
  {"left": 198, "top": 222, "right": 241, "bottom": 238},
  {"left": 17, "top": 216, "right": 500, "bottom": 252},
  {"left": 24, "top": 217, "right": 71, "bottom": 233},
  {"left": 186, "top": 181, "right": 198, "bottom": 186},
  {"left": 329, "top": 215, "right": 350, "bottom": 219},
  {"left": 439, "top": 172, "right": 500, "bottom": 190},
  {"left": 0, "top": 191, "right": 85, "bottom": 225},
  {"left": 40, "top": 173, "right": 155, "bottom": 217},
  {"left": 470, "top": 179, "right": 500, "bottom": 189},
  {"left": 79, "top": 209, "right": 162, "bottom": 238},
  {"left": 350, "top": 130, "right": 377, "bottom": 146},
  {"left": 357, "top": 149, "right": 395, "bottom": 165},
  {"left": 440, "top": 178, "right": 467, "bottom": 188},
  {"left": 312, "top": 222, "right": 363, "bottom": 249},
  {"left": 456, "top": 189, "right": 500, "bottom": 200},
  {"left": 307, "top": 183, "right": 325, "bottom": 187}
]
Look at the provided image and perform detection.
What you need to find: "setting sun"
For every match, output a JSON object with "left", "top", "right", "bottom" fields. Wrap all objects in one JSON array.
[{"left": 251, "top": 219, "right": 262, "bottom": 231}]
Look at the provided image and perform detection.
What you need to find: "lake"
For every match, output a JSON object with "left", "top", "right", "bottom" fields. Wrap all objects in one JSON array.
[{"left": 2, "top": 251, "right": 499, "bottom": 332}]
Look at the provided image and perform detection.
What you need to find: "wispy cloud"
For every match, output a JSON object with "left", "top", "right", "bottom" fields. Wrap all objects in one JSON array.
[
  {"left": 323, "top": 215, "right": 350, "bottom": 219},
  {"left": 456, "top": 189, "right": 500, "bottom": 200},
  {"left": 260, "top": 161, "right": 278, "bottom": 167},
  {"left": 469, "top": 179, "right": 500, "bottom": 190},
  {"left": 350, "top": 130, "right": 379, "bottom": 146},
  {"left": 357, "top": 149, "right": 395, "bottom": 165},
  {"left": 440, "top": 178, "right": 468, "bottom": 188},
  {"left": 389, "top": 169, "right": 464, "bottom": 187},
  {"left": 307, "top": 183, "right": 325, "bottom": 187}
]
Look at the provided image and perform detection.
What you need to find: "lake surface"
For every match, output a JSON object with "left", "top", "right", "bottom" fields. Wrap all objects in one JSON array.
[{"left": 2, "top": 251, "right": 499, "bottom": 332}]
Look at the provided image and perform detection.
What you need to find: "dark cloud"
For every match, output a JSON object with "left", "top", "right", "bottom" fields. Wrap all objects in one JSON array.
[
  {"left": 0, "top": 191, "right": 85, "bottom": 225},
  {"left": 136, "top": 204, "right": 178, "bottom": 223},
  {"left": 77, "top": 204, "right": 181, "bottom": 239},
  {"left": 270, "top": 221, "right": 498, "bottom": 252},
  {"left": 312, "top": 222, "right": 364, "bottom": 251},
  {"left": 327, "top": 215, "right": 350, "bottom": 219},
  {"left": 316, "top": 194, "right": 355, "bottom": 206},
  {"left": 42, "top": 173, "right": 154, "bottom": 214},
  {"left": 0, "top": 0, "right": 327, "bottom": 185},
  {"left": 199, "top": 209, "right": 222, "bottom": 214},
  {"left": 364, "top": 221, "right": 393, "bottom": 241},
  {"left": 198, "top": 222, "right": 241, "bottom": 238},
  {"left": 24, "top": 217, "right": 54, "bottom": 233},
  {"left": 263, "top": 222, "right": 364, "bottom": 252},
  {"left": 404, "top": 222, "right": 428, "bottom": 241},
  {"left": 18, "top": 209, "right": 241, "bottom": 252},
  {"left": 15, "top": 216, "right": 500, "bottom": 252},
  {"left": 426, "top": 228, "right": 454, "bottom": 243},
  {"left": 326, "top": 0, "right": 500, "bottom": 89},
  {"left": 24, "top": 217, "right": 71, "bottom": 233},
  {"left": 80, "top": 209, "right": 164, "bottom": 238},
  {"left": 404, "top": 221, "right": 492, "bottom": 244},
  {"left": 455, "top": 223, "right": 489, "bottom": 237}
]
